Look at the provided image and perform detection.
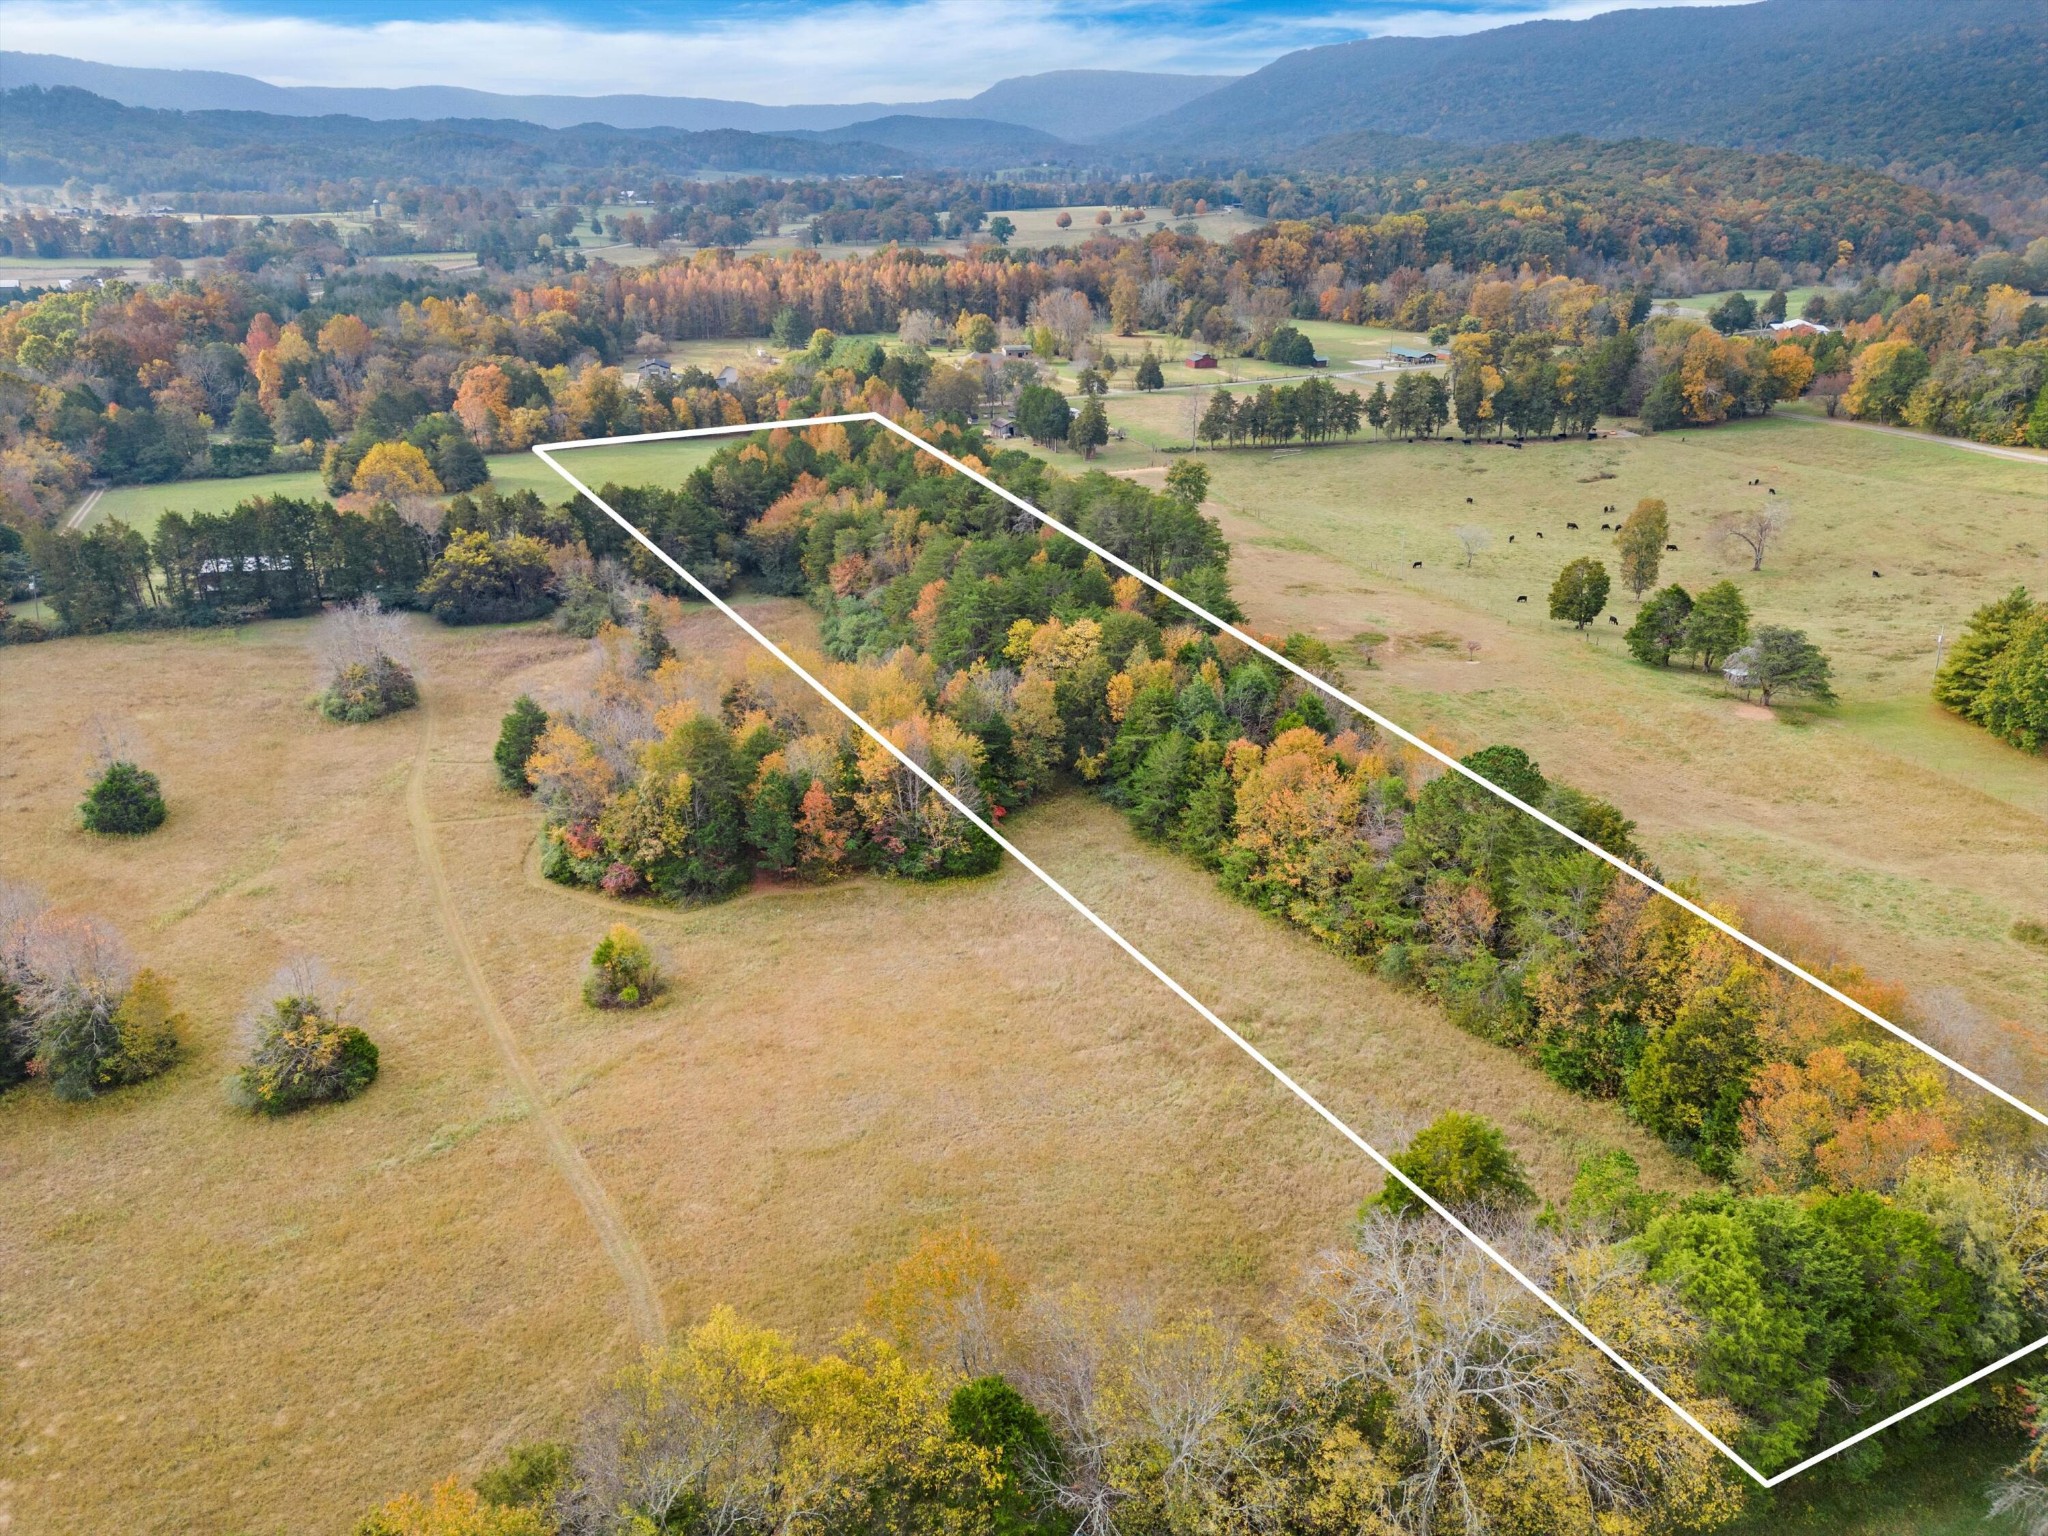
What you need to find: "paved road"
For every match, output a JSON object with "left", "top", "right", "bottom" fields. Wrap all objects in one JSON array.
[{"left": 406, "top": 690, "right": 667, "bottom": 1348}]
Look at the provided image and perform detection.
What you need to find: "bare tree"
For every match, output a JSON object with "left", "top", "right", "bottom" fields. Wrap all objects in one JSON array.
[
  {"left": 1454, "top": 526, "right": 1493, "bottom": 567},
  {"left": 314, "top": 595, "right": 412, "bottom": 686},
  {"left": 1715, "top": 506, "right": 1788, "bottom": 571},
  {"left": 896, "top": 308, "right": 943, "bottom": 348},
  {"left": 1029, "top": 289, "right": 1096, "bottom": 358}
]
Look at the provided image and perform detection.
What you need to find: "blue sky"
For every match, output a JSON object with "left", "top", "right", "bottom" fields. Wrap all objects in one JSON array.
[{"left": 4, "top": 0, "right": 1749, "bottom": 101}]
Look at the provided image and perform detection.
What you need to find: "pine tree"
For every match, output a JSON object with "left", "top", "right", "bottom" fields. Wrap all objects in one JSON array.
[
  {"left": 1933, "top": 586, "right": 2033, "bottom": 717},
  {"left": 494, "top": 696, "right": 550, "bottom": 793}
]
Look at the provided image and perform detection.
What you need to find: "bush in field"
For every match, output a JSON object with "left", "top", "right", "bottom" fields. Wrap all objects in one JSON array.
[
  {"left": 583, "top": 924, "right": 659, "bottom": 1009},
  {"left": 231, "top": 960, "right": 379, "bottom": 1114},
  {"left": 1375, "top": 1110, "right": 1535, "bottom": 1216},
  {"left": 472, "top": 1442, "right": 571, "bottom": 1515},
  {"left": 315, "top": 596, "right": 418, "bottom": 722},
  {"left": 417, "top": 530, "right": 556, "bottom": 625},
  {"left": 80, "top": 759, "right": 167, "bottom": 834},
  {"left": 15, "top": 913, "right": 182, "bottom": 1100},
  {"left": 0, "top": 882, "right": 47, "bottom": 1091},
  {"left": 493, "top": 695, "right": 550, "bottom": 793}
]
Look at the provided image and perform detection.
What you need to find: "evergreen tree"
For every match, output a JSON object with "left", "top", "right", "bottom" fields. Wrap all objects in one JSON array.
[
  {"left": 1933, "top": 586, "right": 2033, "bottom": 716},
  {"left": 1067, "top": 397, "right": 1109, "bottom": 460},
  {"left": 494, "top": 696, "right": 550, "bottom": 793},
  {"left": 227, "top": 393, "right": 274, "bottom": 447},
  {"left": 80, "top": 760, "right": 167, "bottom": 835},
  {"left": 1133, "top": 350, "right": 1164, "bottom": 390}
]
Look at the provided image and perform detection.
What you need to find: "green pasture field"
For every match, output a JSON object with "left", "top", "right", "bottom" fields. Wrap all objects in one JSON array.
[
  {"left": 1024, "top": 397, "right": 2048, "bottom": 1068},
  {"left": 77, "top": 441, "right": 724, "bottom": 539}
]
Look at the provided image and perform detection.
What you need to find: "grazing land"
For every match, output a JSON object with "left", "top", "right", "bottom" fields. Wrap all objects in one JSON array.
[
  {"left": 0, "top": 603, "right": 1704, "bottom": 1534},
  {"left": 1034, "top": 404, "right": 2048, "bottom": 1082}
]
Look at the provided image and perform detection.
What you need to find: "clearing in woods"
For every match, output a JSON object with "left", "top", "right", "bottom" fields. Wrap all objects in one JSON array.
[{"left": 0, "top": 607, "right": 1704, "bottom": 1534}]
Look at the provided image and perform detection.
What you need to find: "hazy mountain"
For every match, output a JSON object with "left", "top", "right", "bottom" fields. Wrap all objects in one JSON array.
[
  {"left": 0, "top": 87, "right": 916, "bottom": 196},
  {"left": 804, "top": 116, "right": 1078, "bottom": 172},
  {"left": 1113, "top": 0, "right": 2048, "bottom": 183},
  {"left": 0, "top": 53, "right": 1228, "bottom": 141}
]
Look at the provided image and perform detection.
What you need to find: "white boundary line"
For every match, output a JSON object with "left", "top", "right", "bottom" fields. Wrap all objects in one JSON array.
[{"left": 535, "top": 413, "right": 2048, "bottom": 1487}]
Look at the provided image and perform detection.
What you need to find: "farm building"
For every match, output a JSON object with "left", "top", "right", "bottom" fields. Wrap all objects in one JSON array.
[
  {"left": 1389, "top": 346, "right": 1440, "bottom": 364},
  {"left": 636, "top": 358, "right": 674, "bottom": 380},
  {"left": 1769, "top": 318, "right": 1832, "bottom": 336},
  {"left": 1186, "top": 351, "right": 1218, "bottom": 369},
  {"left": 998, "top": 343, "right": 1035, "bottom": 359},
  {"left": 715, "top": 366, "right": 740, "bottom": 389}
]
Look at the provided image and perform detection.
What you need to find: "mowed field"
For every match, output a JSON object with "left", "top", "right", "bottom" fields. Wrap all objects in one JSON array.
[
  {"left": 1048, "top": 399, "right": 2048, "bottom": 1084},
  {"left": 78, "top": 439, "right": 724, "bottom": 538},
  {"left": 0, "top": 607, "right": 1704, "bottom": 1534}
]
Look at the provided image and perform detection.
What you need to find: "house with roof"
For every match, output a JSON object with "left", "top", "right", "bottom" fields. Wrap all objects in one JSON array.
[
  {"left": 1769, "top": 318, "right": 1832, "bottom": 336},
  {"left": 1185, "top": 351, "right": 1218, "bottom": 369},
  {"left": 1389, "top": 345, "right": 1440, "bottom": 365}
]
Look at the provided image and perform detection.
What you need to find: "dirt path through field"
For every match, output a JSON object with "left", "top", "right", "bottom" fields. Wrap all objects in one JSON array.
[{"left": 406, "top": 687, "right": 667, "bottom": 1347}]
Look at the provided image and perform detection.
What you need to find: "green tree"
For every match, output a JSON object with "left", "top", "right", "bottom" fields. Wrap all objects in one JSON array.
[
  {"left": 584, "top": 924, "right": 660, "bottom": 1008},
  {"left": 1709, "top": 292, "right": 1757, "bottom": 334},
  {"left": 473, "top": 1443, "right": 570, "bottom": 1515},
  {"left": 1133, "top": 350, "right": 1164, "bottom": 390},
  {"left": 1614, "top": 497, "right": 1668, "bottom": 597},
  {"left": 986, "top": 215, "right": 1015, "bottom": 247},
  {"left": 1013, "top": 383, "right": 1071, "bottom": 447},
  {"left": 431, "top": 432, "right": 489, "bottom": 493},
  {"left": 493, "top": 696, "right": 549, "bottom": 793},
  {"left": 1548, "top": 556, "right": 1610, "bottom": 630},
  {"left": 1683, "top": 580, "right": 1750, "bottom": 668},
  {"left": 947, "top": 1375, "right": 1060, "bottom": 1534},
  {"left": 1198, "top": 390, "right": 1237, "bottom": 447},
  {"left": 277, "top": 388, "right": 331, "bottom": 444},
  {"left": 1626, "top": 583, "right": 1693, "bottom": 666},
  {"left": 1934, "top": 586, "right": 2033, "bottom": 717},
  {"left": 1162, "top": 458, "right": 1209, "bottom": 512},
  {"left": 1067, "top": 396, "right": 1109, "bottom": 460},
  {"left": 227, "top": 392, "right": 274, "bottom": 447},
  {"left": 1375, "top": 1110, "right": 1536, "bottom": 1215},
  {"left": 1626, "top": 959, "right": 1767, "bottom": 1174},
  {"left": 634, "top": 602, "right": 674, "bottom": 673},
  {"left": 1725, "top": 625, "right": 1835, "bottom": 706},
  {"left": 231, "top": 962, "right": 377, "bottom": 1115},
  {"left": 1365, "top": 380, "right": 1389, "bottom": 436},
  {"left": 1976, "top": 605, "right": 2048, "bottom": 752},
  {"left": 417, "top": 531, "right": 555, "bottom": 625},
  {"left": 80, "top": 760, "right": 166, "bottom": 834}
]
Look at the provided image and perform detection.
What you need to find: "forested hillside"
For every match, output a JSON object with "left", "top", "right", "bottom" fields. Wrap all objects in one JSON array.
[
  {"left": 0, "top": 87, "right": 915, "bottom": 196},
  {"left": 1117, "top": 0, "right": 2048, "bottom": 215}
]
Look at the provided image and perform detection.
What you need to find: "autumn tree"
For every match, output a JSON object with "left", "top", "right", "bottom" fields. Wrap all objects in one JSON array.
[
  {"left": 315, "top": 596, "right": 418, "bottom": 723},
  {"left": 352, "top": 440, "right": 443, "bottom": 501},
  {"left": 1614, "top": 497, "right": 1668, "bottom": 596},
  {"left": 231, "top": 958, "right": 378, "bottom": 1114},
  {"left": 1845, "top": 339, "right": 1929, "bottom": 424},
  {"left": 1548, "top": 556, "right": 1610, "bottom": 630},
  {"left": 583, "top": 924, "right": 659, "bottom": 1008}
]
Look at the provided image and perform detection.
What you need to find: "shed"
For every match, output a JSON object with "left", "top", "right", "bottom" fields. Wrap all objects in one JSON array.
[
  {"left": 1186, "top": 351, "right": 1218, "bottom": 369},
  {"left": 1389, "top": 346, "right": 1439, "bottom": 365}
]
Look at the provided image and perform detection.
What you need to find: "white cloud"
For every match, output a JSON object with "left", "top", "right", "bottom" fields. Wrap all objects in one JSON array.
[{"left": 0, "top": 0, "right": 1756, "bottom": 101}]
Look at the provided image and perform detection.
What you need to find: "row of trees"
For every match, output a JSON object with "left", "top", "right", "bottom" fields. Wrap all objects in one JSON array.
[{"left": 1195, "top": 377, "right": 1368, "bottom": 447}]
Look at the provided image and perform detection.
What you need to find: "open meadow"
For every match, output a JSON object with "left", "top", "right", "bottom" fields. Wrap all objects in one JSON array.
[
  {"left": 0, "top": 603, "right": 1710, "bottom": 1534},
  {"left": 1037, "top": 401, "right": 2048, "bottom": 1086}
]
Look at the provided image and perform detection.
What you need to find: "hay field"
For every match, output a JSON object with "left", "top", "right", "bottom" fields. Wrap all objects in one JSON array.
[
  {"left": 1059, "top": 404, "right": 2048, "bottom": 1076},
  {"left": 0, "top": 608, "right": 1700, "bottom": 1534}
]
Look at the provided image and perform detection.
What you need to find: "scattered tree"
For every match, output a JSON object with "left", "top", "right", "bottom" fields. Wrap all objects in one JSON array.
[
  {"left": 1548, "top": 556, "right": 1610, "bottom": 630},
  {"left": 1683, "top": 580, "right": 1751, "bottom": 668},
  {"left": 231, "top": 959, "right": 378, "bottom": 1114},
  {"left": 1454, "top": 525, "right": 1492, "bottom": 567},
  {"left": 583, "top": 924, "right": 660, "bottom": 1009},
  {"left": 1625, "top": 583, "right": 1694, "bottom": 666},
  {"left": 1067, "top": 397, "right": 1109, "bottom": 460},
  {"left": 1614, "top": 497, "right": 1669, "bottom": 596},
  {"left": 1723, "top": 625, "right": 1836, "bottom": 707},
  {"left": 1133, "top": 350, "right": 1164, "bottom": 391},
  {"left": 315, "top": 597, "right": 418, "bottom": 723},
  {"left": 80, "top": 759, "right": 166, "bottom": 835},
  {"left": 1716, "top": 505, "right": 1788, "bottom": 571}
]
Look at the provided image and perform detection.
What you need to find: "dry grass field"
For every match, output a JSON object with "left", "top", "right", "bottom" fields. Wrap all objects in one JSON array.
[
  {"left": 1047, "top": 405, "right": 2048, "bottom": 1089},
  {"left": 0, "top": 605, "right": 1703, "bottom": 1534}
]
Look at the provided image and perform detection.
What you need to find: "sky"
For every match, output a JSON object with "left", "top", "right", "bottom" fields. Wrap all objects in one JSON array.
[{"left": 1, "top": 0, "right": 1754, "bottom": 102}]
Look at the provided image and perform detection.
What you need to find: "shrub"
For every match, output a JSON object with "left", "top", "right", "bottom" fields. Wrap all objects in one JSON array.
[
  {"left": 493, "top": 695, "right": 550, "bottom": 793},
  {"left": 473, "top": 1442, "right": 571, "bottom": 1513},
  {"left": 315, "top": 597, "right": 418, "bottom": 722},
  {"left": 417, "top": 530, "right": 556, "bottom": 625},
  {"left": 80, "top": 759, "right": 167, "bottom": 835},
  {"left": 232, "top": 961, "right": 379, "bottom": 1114},
  {"left": 1374, "top": 1110, "right": 1535, "bottom": 1215},
  {"left": 17, "top": 916, "right": 183, "bottom": 1100},
  {"left": 583, "top": 924, "right": 659, "bottom": 1009}
]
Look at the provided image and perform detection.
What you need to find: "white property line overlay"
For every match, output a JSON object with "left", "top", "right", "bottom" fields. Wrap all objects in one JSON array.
[{"left": 536, "top": 414, "right": 2048, "bottom": 1488}]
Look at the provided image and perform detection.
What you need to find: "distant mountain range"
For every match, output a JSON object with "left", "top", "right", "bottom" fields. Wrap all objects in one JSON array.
[
  {"left": 4, "top": 0, "right": 2044, "bottom": 205},
  {"left": 1111, "top": 0, "right": 2046, "bottom": 184},
  {"left": 0, "top": 55, "right": 1225, "bottom": 142}
]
